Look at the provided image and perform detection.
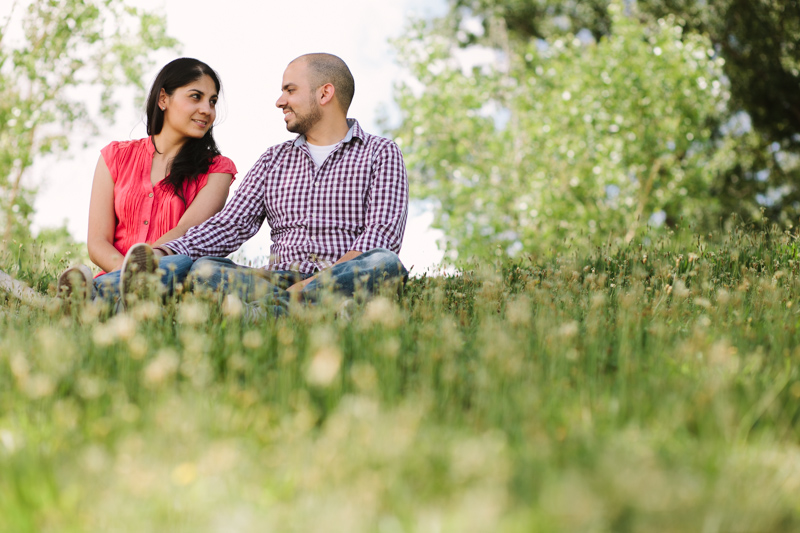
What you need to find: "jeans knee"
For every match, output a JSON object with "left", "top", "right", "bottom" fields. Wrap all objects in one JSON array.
[
  {"left": 364, "top": 248, "right": 406, "bottom": 274},
  {"left": 189, "top": 257, "right": 221, "bottom": 278},
  {"left": 159, "top": 254, "right": 193, "bottom": 275}
]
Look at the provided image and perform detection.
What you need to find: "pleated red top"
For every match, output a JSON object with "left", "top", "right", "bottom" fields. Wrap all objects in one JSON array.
[{"left": 100, "top": 137, "right": 237, "bottom": 257}]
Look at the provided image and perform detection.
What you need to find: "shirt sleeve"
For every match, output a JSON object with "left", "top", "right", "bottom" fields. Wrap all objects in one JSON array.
[
  {"left": 100, "top": 141, "right": 120, "bottom": 182},
  {"left": 208, "top": 155, "right": 238, "bottom": 183},
  {"left": 165, "top": 149, "right": 272, "bottom": 259},
  {"left": 350, "top": 139, "right": 409, "bottom": 254}
]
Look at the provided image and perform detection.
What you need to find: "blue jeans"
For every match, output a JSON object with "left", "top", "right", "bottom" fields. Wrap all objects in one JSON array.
[
  {"left": 189, "top": 248, "right": 408, "bottom": 311},
  {"left": 93, "top": 254, "right": 194, "bottom": 301}
]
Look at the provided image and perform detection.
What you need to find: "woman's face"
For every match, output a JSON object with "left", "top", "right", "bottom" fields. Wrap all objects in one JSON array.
[{"left": 160, "top": 74, "right": 218, "bottom": 139}]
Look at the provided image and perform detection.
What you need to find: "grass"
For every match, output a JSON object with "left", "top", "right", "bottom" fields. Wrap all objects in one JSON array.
[{"left": 1, "top": 223, "right": 800, "bottom": 532}]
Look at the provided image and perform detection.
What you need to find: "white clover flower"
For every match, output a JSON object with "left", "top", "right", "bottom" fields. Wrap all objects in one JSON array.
[
  {"left": 178, "top": 301, "right": 208, "bottom": 326},
  {"left": 242, "top": 330, "right": 263, "bottom": 350},
  {"left": 109, "top": 314, "right": 137, "bottom": 341},
  {"left": 131, "top": 301, "right": 160, "bottom": 321},
  {"left": 558, "top": 321, "right": 580, "bottom": 339},
  {"left": 363, "top": 297, "right": 403, "bottom": 328},
  {"left": 23, "top": 374, "right": 55, "bottom": 399},
  {"left": 306, "top": 346, "right": 342, "bottom": 387},
  {"left": 222, "top": 294, "right": 244, "bottom": 317},
  {"left": 92, "top": 324, "right": 115, "bottom": 347},
  {"left": 143, "top": 349, "right": 180, "bottom": 387}
]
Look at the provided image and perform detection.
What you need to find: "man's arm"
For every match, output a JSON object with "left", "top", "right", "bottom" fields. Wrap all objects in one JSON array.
[
  {"left": 157, "top": 150, "right": 275, "bottom": 260},
  {"left": 349, "top": 138, "right": 409, "bottom": 254},
  {"left": 287, "top": 139, "right": 408, "bottom": 291}
]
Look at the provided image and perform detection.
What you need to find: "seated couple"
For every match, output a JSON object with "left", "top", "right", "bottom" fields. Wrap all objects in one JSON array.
[{"left": 59, "top": 53, "right": 409, "bottom": 315}]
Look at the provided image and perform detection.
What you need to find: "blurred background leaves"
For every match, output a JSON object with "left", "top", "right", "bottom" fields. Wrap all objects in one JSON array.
[{"left": 389, "top": 0, "right": 800, "bottom": 262}]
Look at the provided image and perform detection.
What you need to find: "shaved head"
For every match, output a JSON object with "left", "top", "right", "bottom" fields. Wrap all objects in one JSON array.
[{"left": 292, "top": 53, "right": 355, "bottom": 113}]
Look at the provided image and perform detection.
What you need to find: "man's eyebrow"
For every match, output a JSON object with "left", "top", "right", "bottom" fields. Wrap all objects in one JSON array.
[{"left": 282, "top": 83, "right": 297, "bottom": 90}]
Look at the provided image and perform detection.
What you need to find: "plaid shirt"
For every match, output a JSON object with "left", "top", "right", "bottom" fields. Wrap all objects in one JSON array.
[{"left": 166, "top": 120, "right": 408, "bottom": 274}]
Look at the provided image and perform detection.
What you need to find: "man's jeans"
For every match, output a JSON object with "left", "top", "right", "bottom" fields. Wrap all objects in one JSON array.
[
  {"left": 188, "top": 248, "right": 408, "bottom": 313},
  {"left": 93, "top": 254, "right": 194, "bottom": 301}
]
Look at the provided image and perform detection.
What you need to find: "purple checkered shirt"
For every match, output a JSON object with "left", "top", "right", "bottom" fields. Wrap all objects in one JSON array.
[{"left": 165, "top": 120, "right": 408, "bottom": 274}]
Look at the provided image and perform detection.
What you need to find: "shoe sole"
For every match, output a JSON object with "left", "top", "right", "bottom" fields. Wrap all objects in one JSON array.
[
  {"left": 57, "top": 265, "right": 93, "bottom": 302},
  {"left": 120, "top": 244, "right": 157, "bottom": 307}
]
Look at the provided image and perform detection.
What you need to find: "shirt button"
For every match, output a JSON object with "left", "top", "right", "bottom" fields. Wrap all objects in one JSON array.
[
  {"left": 149, "top": 193, "right": 154, "bottom": 198},
  {"left": 144, "top": 220, "right": 149, "bottom": 225}
]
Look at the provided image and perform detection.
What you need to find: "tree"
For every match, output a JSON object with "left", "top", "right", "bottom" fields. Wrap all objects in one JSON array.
[
  {"left": 0, "top": 0, "right": 177, "bottom": 248},
  {"left": 445, "top": 0, "right": 800, "bottom": 226},
  {"left": 391, "top": 1, "right": 728, "bottom": 262}
]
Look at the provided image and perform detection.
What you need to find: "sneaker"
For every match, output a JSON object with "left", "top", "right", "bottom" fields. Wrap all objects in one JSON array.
[
  {"left": 119, "top": 243, "right": 158, "bottom": 307},
  {"left": 57, "top": 264, "right": 94, "bottom": 302},
  {"left": 335, "top": 297, "right": 356, "bottom": 321}
]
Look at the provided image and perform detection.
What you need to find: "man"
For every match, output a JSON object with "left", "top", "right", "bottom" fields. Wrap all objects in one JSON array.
[{"left": 146, "top": 53, "right": 409, "bottom": 313}]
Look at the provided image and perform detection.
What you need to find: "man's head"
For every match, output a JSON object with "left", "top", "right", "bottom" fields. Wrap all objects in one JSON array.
[
  {"left": 276, "top": 53, "right": 355, "bottom": 135},
  {"left": 299, "top": 53, "right": 355, "bottom": 114}
]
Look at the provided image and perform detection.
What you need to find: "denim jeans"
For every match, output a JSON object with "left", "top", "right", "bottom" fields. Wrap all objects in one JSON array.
[
  {"left": 93, "top": 254, "right": 194, "bottom": 301},
  {"left": 188, "top": 248, "right": 409, "bottom": 312}
]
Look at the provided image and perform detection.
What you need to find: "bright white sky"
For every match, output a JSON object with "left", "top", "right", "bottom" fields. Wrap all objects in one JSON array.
[{"left": 22, "top": 0, "right": 449, "bottom": 274}]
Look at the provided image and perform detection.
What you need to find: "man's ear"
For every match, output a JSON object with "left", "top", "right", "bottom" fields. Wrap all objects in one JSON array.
[{"left": 318, "top": 83, "right": 336, "bottom": 107}]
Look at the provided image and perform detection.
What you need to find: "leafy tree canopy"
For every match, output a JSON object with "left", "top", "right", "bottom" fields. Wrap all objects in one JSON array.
[
  {"left": 391, "top": 0, "right": 730, "bottom": 262},
  {"left": 436, "top": 0, "right": 800, "bottom": 231},
  {"left": 0, "top": 0, "right": 178, "bottom": 248}
]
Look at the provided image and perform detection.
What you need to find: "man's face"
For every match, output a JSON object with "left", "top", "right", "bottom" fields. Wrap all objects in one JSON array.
[{"left": 276, "top": 60, "right": 322, "bottom": 135}]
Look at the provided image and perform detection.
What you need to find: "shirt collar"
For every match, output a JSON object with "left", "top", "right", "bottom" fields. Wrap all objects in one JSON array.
[
  {"left": 292, "top": 119, "right": 366, "bottom": 148},
  {"left": 147, "top": 136, "right": 157, "bottom": 155}
]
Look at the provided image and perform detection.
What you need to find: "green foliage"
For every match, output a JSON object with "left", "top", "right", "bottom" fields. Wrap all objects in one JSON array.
[
  {"left": 642, "top": 0, "right": 800, "bottom": 226},
  {"left": 0, "top": 0, "right": 178, "bottom": 246},
  {"left": 2, "top": 224, "right": 800, "bottom": 530},
  {"left": 392, "top": 1, "right": 727, "bottom": 262},
  {"left": 453, "top": 0, "right": 613, "bottom": 41},
  {"left": 438, "top": 0, "right": 800, "bottom": 231},
  {"left": 0, "top": 224, "right": 85, "bottom": 293}
]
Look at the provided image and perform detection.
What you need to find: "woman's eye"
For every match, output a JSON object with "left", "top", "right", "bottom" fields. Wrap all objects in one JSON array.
[
  {"left": 191, "top": 94, "right": 200, "bottom": 100},
  {"left": 210, "top": 99, "right": 217, "bottom": 107}
]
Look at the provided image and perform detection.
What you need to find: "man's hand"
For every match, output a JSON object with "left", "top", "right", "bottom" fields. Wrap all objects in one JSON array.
[
  {"left": 285, "top": 251, "right": 363, "bottom": 293},
  {"left": 287, "top": 276, "right": 314, "bottom": 292},
  {"left": 152, "top": 245, "right": 173, "bottom": 260}
]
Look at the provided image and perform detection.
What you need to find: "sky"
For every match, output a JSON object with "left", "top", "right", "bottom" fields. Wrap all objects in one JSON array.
[{"left": 21, "top": 0, "right": 449, "bottom": 274}]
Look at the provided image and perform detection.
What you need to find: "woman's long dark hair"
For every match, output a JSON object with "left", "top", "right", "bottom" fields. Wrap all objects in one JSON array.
[{"left": 145, "top": 58, "right": 222, "bottom": 200}]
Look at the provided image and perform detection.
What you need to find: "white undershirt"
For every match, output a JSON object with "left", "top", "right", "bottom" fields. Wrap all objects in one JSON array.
[{"left": 306, "top": 142, "right": 338, "bottom": 168}]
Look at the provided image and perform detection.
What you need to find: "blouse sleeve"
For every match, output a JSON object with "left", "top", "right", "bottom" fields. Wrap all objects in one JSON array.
[
  {"left": 208, "top": 155, "right": 237, "bottom": 183},
  {"left": 100, "top": 141, "right": 120, "bottom": 182}
]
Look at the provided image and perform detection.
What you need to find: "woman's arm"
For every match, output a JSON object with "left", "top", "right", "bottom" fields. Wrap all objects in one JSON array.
[
  {"left": 87, "top": 156, "right": 125, "bottom": 272},
  {"left": 151, "top": 173, "right": 232, "bottom": 247}
]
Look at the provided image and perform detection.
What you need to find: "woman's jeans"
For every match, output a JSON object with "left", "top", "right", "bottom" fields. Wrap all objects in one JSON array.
[{"left": 93, "top": 254, "right": 194, "bottom": 301}]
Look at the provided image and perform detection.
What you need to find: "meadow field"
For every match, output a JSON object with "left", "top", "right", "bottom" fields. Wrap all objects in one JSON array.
[{"left": 2, "top": 223, "right": 800, "bottom": 532}]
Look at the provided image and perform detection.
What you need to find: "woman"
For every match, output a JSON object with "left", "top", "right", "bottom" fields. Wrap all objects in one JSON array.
[{"left": 58, "top": 57, "right": 236, "bottom": 303}]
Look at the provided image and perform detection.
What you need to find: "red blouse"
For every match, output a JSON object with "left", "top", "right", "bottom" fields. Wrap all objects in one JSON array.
[{"left": 100, "top": 137, "right": 237, "bottom": 257}]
